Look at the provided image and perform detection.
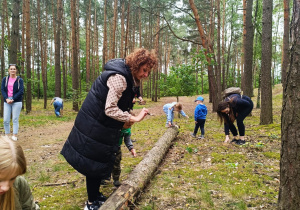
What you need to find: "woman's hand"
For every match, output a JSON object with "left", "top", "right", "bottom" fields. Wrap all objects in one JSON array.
[
  {"left": 129, "top": 108, "right": 148, "bottom": 123},
  {"left": 6, "top": 99, "right": 13, "bottom": 104}
]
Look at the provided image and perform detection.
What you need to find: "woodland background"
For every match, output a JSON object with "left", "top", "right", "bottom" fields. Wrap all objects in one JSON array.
[{"left": 1, "top": 0, "right": 299, "bottom": 208}]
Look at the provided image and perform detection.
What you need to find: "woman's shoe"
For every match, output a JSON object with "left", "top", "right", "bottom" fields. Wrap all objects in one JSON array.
[{"left": 11, "top": 136, "right": 18, "bottom": 141}]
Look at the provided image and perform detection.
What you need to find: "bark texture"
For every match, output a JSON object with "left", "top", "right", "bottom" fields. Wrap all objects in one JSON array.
[
  {"left": 99, "top": 127, "right": 179, "bottom": 210},
  {"left": 278, "top": 0, "right": 300, "bottom": 208}
]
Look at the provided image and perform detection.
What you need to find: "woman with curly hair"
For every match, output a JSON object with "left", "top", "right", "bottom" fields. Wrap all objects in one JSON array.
[
  {"left": 61, "top": 48, "right": 158, "bottom": 210},
  {"left": 0, "top": 136, "right": 39, "bottom": 210},
  {"left": 217, "top": 94, "right": 253, "bottom": 145}
]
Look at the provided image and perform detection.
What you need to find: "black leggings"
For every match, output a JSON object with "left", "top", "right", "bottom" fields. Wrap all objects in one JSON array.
[
  {"left": 193, "top": 119, "right": 206, "bottom": 135},
  {"left": 86, "top": 177, "right": 102, "bottom": 202},
  {"left": 226, "top": 104, "right": 253, "bottom": 136}
]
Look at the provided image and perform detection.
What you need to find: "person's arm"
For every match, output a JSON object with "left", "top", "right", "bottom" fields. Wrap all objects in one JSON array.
[
  {"left": 50, "top": 98, "right": 55, "bottom": 105},
  {"left": 105, "top": 75, "right": 148, "bottom": 123},
  {"left": 123, "top": 130, "right": 136, "bottom": 157},
  {"left": 1, "top": 77, "right": 8, "bottom": 101},
  {"left": 15, "top": 176, "right": 40, "bottom": 210},
  {"left": 179, "top": 110, "right": 189, "bottom": 118}
]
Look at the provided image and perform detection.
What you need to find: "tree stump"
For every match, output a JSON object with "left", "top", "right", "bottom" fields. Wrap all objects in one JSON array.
[{"left": 99, "top": 127, "right": 179, "bottom": 210}]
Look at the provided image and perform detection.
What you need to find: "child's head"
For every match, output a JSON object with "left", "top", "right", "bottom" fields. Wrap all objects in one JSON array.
[
  {"left": 174, "top": 103, "right": 182, "bottom": 111},
  {"left": 0, "top": 136, "right": 27, "bottom": 209},
  {"left": 195, "top": 96, "right": 204, "bottom": 104}
]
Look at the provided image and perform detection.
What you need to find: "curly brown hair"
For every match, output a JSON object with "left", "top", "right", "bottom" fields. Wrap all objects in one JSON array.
[{"left": 125, "top": 48, "right": 158, "bottom": 79}]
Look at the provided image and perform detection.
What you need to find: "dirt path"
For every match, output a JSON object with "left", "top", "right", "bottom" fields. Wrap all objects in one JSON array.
[{"left": 18, "top": 121, "right": 74, "bottom": 164}]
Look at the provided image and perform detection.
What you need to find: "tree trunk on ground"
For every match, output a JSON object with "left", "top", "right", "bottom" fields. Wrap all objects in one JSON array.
[
  {"left": 99, "top": 127, "right": 179, "bottom": 210},
  {"left": 278, "top": 0, "right": 300, "bottom": 208},
  {"left": 260, "top": 0, "right": 273, "bottom": 125}
]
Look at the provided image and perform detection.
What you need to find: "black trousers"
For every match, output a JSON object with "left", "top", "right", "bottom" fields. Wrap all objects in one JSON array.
[
  {"left": 193, "top": 119, "right": 206, "bottom": 135},
  {"left": 86, "top": 176, "right": 102, "bottom": 202}
]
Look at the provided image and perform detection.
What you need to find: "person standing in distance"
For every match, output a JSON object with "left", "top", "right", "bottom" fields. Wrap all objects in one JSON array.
[{"left": 1, "top": 64, "right": 24, "bottom": 141}]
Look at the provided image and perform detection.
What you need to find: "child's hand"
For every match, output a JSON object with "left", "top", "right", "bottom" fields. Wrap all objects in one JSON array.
[
  {"left": 186, "top": 115, "right": 189, "bottom": 118},
  {"left": 123, "top": 122, "right": 134, "bottom": 128},
  {"left": 130, "top": 149, "right": 137, "bottom": 157}
]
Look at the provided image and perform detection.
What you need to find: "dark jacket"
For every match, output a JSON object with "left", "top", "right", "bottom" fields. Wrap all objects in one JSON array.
[
  {"left": 61, "top": 59, "right": 135, "bottom": 179},
  {"left": 14, "top": 176, "right": 40, "bottom": 210},
  {"left": 1, "top": 76, "right": 24, "bottom": 102},
  {"left": 224, "top": 94, "right": 253, "bottom": 135}
]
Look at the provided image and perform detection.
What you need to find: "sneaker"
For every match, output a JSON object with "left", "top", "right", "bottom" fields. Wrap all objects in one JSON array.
[
  {"left": 84, "top": 200, "right": 101, "bottom": 210},
  {"left": 113, "top": 180, "right": 121, "bottom": 187},
  {"left": 97, "top": 192, "right": 107, "bottom": 202},
  {"left": 198, "top": 135, "right": 204, "bottom": 139},
  {"left": 190, "top": 133, "right": 196, "bottom": 138},
  {"left": 231, "top": 139, "right": 238, "bottom": 144},
  {"left": 236, "top": 139, "right": 246, "bottom": 145},
  {"left": 11, "top": 136, "right": 18, "bottom": 141}
]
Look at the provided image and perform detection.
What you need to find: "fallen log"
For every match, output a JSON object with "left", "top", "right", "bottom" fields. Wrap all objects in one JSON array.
[{"left": 99, "top": 127, "right": 179, "bottom": 210}]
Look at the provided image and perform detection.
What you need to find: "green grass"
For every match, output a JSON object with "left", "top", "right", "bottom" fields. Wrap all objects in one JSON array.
[{"left": 15, "top": 85, "right": 283, "bottom": 209}]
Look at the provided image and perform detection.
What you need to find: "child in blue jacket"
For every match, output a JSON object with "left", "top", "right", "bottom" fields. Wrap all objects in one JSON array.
[{"left": 191, "top": 96, "right": 207, "bottom": 139}]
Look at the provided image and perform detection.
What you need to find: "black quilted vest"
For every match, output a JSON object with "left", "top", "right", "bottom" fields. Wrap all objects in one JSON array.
[{"left": 61, "top": 59, "right": 135, "bottom": 179}]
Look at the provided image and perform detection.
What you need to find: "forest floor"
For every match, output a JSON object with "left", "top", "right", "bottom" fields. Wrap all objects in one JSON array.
[{"left": 12, "top": 85, "right": 282, "bottom": 210}]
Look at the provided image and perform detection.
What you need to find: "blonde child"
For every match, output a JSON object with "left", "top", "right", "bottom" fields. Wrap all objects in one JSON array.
[
  {"left": 0, "top": 136, "right": 39, "bottom": 210},
  {"left": 163, "top": 102, "right": 189, "bottom": 127}
]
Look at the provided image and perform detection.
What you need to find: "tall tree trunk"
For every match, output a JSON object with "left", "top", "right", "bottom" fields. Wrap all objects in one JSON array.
[
  {"left": 278, "top": 0, "right": 300, "bottom": 208},
  {"left": 260, "top": 0, "right": 273, "bottom": 125},
  {"left": 189, "top": 0, "right": 219, "bottom": 111},
  {"left": 37, "top": 0, "right": 47, "bottom": 109},
  {"left": 9, "top": 0, "right": 20, "bottom": 64},
  {"left": 243, "top": 0, "right": 254, "bottom": 97},
  {"left": 124, "top": 0, "right": 130, "bottom": 57},
  {"left": 281, "top": 0, "right": 290, "bottom": 89},
  {"left": 139, "top": 0, "right": 142, "bottom": 48},
  {"left": 1, "top": 0, "right": 6, "bottom": 116},
  {"left": 102, "top": 0, "right": 107, "bottom": 71},
  {"left": 86, "top": 0, "right": 91, "bottom": 90},
  {"left": 25, "top": 0, "right": 31, "bottom": 113},
  {"left": 216, "top": 0, "right": 222, "bottom": 97},
  {"left": 62, "top": 3, "right": 67, "bottom": 99},
  {"left": 112, "top": 0, "right": 118, "bottom": 58},
  {"left": 241, "top": 0, "right": 246, "bottom": 90},
  {"left": 21, "top": 1, "right": 25, "bottom": 76},
  {"left": 221, "top": 0, "right": 226, "bottom": 90},
  {"left": 71, "top": 0, "right": 79, "bottom": 111},
  {"left": 55, "top": 0, "right": 62, "bottom": 97},
  {"left": 120, "top": 0, "right": 125, "bottom": 58}
]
